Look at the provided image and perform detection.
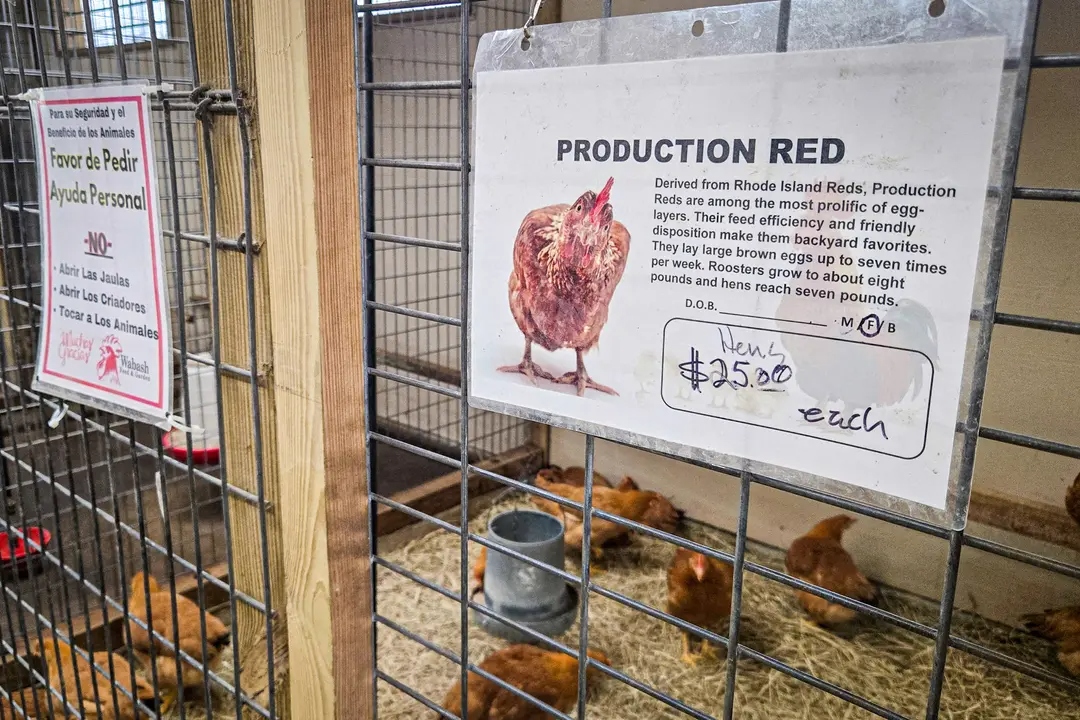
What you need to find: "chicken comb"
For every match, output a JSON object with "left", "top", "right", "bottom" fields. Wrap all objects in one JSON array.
[{"left": 591, "top": 177, "right": 614, "bottom": 218}]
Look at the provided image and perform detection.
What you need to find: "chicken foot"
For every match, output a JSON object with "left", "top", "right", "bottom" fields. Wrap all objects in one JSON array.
[
  {"left": 680, "top": 633, "right": 705, "bottom": 666},
  {"left": 498, "top": 341, "right": 556, "bottom": 386},
  {"left": 680, "top": 633, "right": 719, "bottom": 666},
  {"left": 159, "top": 687, "right": 179, "bottom": 716},
  {"left": 554, "top": 349, "right": 618, "bottom": 397}
]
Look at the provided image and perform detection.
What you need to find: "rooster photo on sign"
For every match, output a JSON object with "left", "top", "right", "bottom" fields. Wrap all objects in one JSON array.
[{"left": 498, "top": 176, "right": 631, "bottom": 397}]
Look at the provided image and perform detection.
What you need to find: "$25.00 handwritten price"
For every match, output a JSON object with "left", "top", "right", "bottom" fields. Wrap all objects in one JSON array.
[{"left": 678, "top": 346, "right": 792, "bottom": 393}]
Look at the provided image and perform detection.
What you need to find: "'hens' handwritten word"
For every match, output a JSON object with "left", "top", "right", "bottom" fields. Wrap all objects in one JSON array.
[
  {"left": 717, "top": 326, "right": 788, "bottom": 367},
  {"left": 797, "top": 406, "right": 889, "bottom": 441}
]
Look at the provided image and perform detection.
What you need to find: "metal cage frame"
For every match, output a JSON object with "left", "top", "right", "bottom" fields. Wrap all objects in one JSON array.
[
  {"left": 358, "top": 0, "right": 1080, "bottom": 719},
  {"left": 0, "top": 0, "right": 280, "bottom": 718}
]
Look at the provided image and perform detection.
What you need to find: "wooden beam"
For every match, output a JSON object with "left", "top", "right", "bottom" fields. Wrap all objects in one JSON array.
[
  {"left": 375, "top": 443, "right": 545, "bottom": 537},
  {"left": 190, "top": 1, "right": 289, "bottom": 716},
  {"left": 304, "top": 1, "right": 371, "bottom": 719},
  {"left": 0, "top": 263, "right": 13, "bottom": 388},
  {"left": 969, "top": 489, "right": 1080, "bottom": 553},
  {"left": 248, "top": 0, "right": 372, "bottom": 718}
]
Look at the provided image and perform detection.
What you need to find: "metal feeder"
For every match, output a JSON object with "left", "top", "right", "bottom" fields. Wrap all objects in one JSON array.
[{"left": 472, "top": 509, "right": 578, "bottom": 644}]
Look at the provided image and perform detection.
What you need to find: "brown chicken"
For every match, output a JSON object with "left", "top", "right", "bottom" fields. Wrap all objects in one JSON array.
[
  {"left": 438, "top": 644, "right": 608, "bottom": 719},
  {"left": 531, "top": 476, "right": 682, "bottom": 559},
  {"left": 667, "top": 548, "right": 734, "bottom": 665},
  {"left": 542, "top": 466, "right": 645, "bottom": 495},
  {"left": 536, "top": 465, "right": 612, "bottom": 488},
  {"left": 785, "top": 515, "right": 879, "bottom": 627},
  {"left": 471, "top": 547, "right": 489, "bottom": 598},
  {"left": 1022, "top": 606, "right": 1080, "bottom": 677},
  {"left": 127, "top": 572, "right": 230, "bottom": 715},
  {"left": 33, "top": 631, "right": 154, "bottom": 719},
  {"left": 552, "top": 472, "right": 678, "bottom": 549},
  {"left": 499, "top": 177, "right": 631, "bottom": 397},
  {"left": 1065, "top": 469, "right": 1080, "bottom": 527},
  {"left": 472, "top": 473, "right": 681, "bottom": 593},
  {"left": 2, "top": 687, "right": 60, "bottom": 718}
]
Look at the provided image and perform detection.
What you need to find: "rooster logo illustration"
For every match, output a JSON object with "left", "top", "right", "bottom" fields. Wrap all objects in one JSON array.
[{"left": 97, "top": 334, "right": 122, "bottom": 385}]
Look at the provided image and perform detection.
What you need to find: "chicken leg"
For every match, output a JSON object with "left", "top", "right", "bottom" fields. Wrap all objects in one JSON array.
[
  {"left": 498, "top": 340, "right": 556, "bottom": 386},
  {"left": 159, "top": 687, "right": 179, "bottom": 716},
  {"left": 680, "top": 633, "right": 719, "bottom": 666},
  {"left": 680, "top": 633, "right": 699, "bottom": 666},
  {"left": 554, "top": 349, "right": 618, "bottom": 397}
]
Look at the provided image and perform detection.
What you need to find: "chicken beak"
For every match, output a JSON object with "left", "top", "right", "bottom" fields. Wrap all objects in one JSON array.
[{"left": 692, "top": 555, "right": 707, "bottom": 582}]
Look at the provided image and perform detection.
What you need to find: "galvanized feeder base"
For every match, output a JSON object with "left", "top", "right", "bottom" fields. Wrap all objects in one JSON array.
[
  {"left": 472, "top": 585, "right": 579, "bottom": 644},
  {"left": 471, "top": 509, "right": 579, "bottom": 643}
]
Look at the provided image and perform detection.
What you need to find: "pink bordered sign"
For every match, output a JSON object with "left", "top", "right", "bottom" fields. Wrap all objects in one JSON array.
[{"left": 28, "top": 84, "right": 172, "bottom": 427}]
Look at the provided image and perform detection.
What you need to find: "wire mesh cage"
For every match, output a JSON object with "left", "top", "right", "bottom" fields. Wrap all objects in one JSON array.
[
  {"left": 366, "top": 1, "right": 537, "bottom": 501},
  {"left": 0, "top": 0, "right": 279, "bottom": 718},
  {"left": 0, "top": 0, "right": 1075, "bottom": 719},
  {"left": 360, "top": 1, "right": 1080, "bottom": 719}
]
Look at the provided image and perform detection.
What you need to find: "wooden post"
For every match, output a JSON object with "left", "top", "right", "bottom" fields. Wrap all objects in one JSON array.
[
  {"left": 250, "top": 0, "right": 372, "bottom": 717},
  {"left": 192, "top": 0, "right": 370, "bottom": 718},
  {"left": 190, "top": 1, "right": 291, "bottom": 717}
]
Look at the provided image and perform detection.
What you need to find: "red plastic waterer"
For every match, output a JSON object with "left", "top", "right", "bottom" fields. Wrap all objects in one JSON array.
[
  {"left": 0, "top": 526, "right": 51, "bottom": 578},
  {"left": 163, "top": 430, "right": 220, "bottom": 466},
  {"left": 162, "top": 354, "right": 221, "bottom": 466}
]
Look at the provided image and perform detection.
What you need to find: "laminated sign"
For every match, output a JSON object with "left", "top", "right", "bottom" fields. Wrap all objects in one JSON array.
[
  {"left": 469, "top": 34, "right": 1010, "bottom": 515},
  {"left": 29, "top": 84, "right": 172, "bottom": 427}
]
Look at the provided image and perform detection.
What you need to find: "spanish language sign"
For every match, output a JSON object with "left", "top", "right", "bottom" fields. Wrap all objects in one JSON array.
[
  {"left": 469, "top": 37, "right": 1006, "bottom": 510},
  {"left": 30, "top": 84, "right": 172, "bottom": 427}
]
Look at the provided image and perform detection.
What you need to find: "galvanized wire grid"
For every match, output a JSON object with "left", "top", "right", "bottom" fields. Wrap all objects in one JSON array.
[
  {"left": 0, "top": 0, "right": 277, "bottom": 718},
  {"left": 365, "top": 0, "right": 533, "bottom": 464},
  {"left": 360, "top": 1, "right": 1080, "bottom": 719}
]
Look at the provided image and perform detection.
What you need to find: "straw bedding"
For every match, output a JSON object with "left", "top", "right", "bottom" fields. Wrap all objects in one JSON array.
[{"left": 374, "top": 497, "right": 1080, "bottom": 719}]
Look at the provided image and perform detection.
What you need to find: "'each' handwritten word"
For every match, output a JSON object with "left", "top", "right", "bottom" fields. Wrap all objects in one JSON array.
[{"left": 798, "top": 406, "right": 889, "bottom": 441}]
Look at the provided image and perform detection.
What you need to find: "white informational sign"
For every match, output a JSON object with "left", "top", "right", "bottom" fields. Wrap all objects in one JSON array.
[
  {"left": 29, "top": 84, "right": 172, "bottom": 427},
  {"left": 469, "top": 37, "right": 1007, "bottom": 511}
]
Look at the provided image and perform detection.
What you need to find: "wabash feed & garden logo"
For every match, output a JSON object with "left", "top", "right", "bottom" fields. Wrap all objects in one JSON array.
[
  {"left": 94, "top": 333, "right": 151, "bottom": 386},
  {"left": 96, "top": 334, "right": 122, "bottom": 385}
]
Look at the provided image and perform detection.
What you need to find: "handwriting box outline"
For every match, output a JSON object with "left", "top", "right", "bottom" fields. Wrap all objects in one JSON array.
[{"left": 659, "top": 316, "right": 934, "bottom": 461}]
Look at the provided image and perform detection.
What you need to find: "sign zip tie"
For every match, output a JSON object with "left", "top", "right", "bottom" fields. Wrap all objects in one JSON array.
[
  {"left": 140, "top": 82, "right": 175, "bottom": 96},
  {"left": 154, "top": 471, "right": 166, "bottom": 521},
  {"left": 11, "top": 89, "right": 43, "bottom": 103},
  {"left": 522, "top": 0, "right": 544, "bottom": 39},
  {"left": 47, "top": 403, "right": 69, "bottom": 429},
  {"left": 165, "top": 414, "right": 202, "bottom": 435}
]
